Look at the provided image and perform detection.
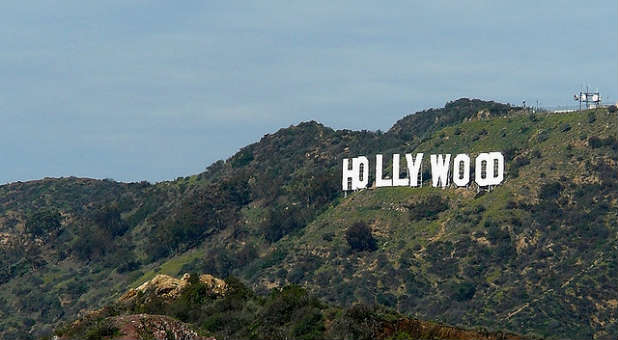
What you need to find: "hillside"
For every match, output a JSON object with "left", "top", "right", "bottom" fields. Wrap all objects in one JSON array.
[
  {"left": 0, "top": 99, "right": 617, "bottom": 339},
  {"left": 55, "top": 273, "right": 527, "bottom": 340}
]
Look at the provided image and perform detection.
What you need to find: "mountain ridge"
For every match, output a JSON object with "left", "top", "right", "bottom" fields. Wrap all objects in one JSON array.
[{"left": 0, "top": 98, "right": 616, "bottom": 339}]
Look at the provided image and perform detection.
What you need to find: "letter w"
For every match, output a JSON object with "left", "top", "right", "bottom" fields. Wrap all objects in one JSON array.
[{"left": 430, "top": 154, "right": 451, "bottom": 188}]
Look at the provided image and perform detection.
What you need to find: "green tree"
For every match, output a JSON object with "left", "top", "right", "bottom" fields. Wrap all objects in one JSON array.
[
  {"left": 345, "top": 222, "right": 377, "bottom": 252},
  {"left": 25, "top": 209, "right": 61, "bottom": 238}
]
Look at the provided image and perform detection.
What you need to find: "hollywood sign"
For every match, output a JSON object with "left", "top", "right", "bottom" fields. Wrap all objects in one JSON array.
[{"left": 342, "top": 152, "right": 504, "bottom": 191}]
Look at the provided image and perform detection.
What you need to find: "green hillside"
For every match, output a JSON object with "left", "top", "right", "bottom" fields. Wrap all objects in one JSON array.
[
  {"left": 55, "top": 273, "right": 528, "bottom": 340},
  {"left": 1, "top": 99, "right": 616, "bottom": 339}
]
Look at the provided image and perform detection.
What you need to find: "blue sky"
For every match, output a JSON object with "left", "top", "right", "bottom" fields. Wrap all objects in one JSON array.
[{"left": 1, "top": 1, "right": 616, "bottom": 183}]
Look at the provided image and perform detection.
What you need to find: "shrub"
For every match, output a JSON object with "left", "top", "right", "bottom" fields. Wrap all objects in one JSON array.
[
  {"left": 84, "top": 320, "right": 118, "bottom": 340},
  {"left": 503, "top": 147, "right": 520, "bottom": 161},
  {"left": 262, "top": 205, "right": 306, "bottom": 243},
  {"left": 256, "top": 285, "right": 324, "bottom": 339},
  {"left": 505, "top": 200, "right": 517, "bottom": 209},
  {"left": 587, "top": 111, "right": 597, "bottom": 123},
  {"left": 345, "top": 222, "right": 377, "bottom": 252},
  {"left": 560, "top": 123, "right": 571, "bottom": 132},
  {"left": 409, "top": 195, "right": 449, "bottom": 220},
  {"left": 452, "top": 281, "right": 476, "bottom": 301},
  {"left": 231, "top": 149, "right": 254, "bottom": 168},
  {"left": 70, "top": 225, "right": 113, "bottom": 261},
  {"left": 202, "top": 247, "right": 238, "bottom": 278},
  {"left": 532, "top": 150, "right": 542, "bottom": 159},
  {"left": 179, "top": 273, "right": 214, "bottom": 305},
  {"left": 512, "top": 156, "right": 530, "bottom": 169},
  {"left": 92, "top": 204, "right": 128, "bottom": 237},
  {"left": 376, "top": 293, "right": 396, "bottom": 307},
  {"left": 25, "top": 209, "right": 61, "bottom": 238},
  {"left": 609, "top": 105, "right": 617, "bottom": 113},
  {"left": 116, "top": 260, "right": 141, "bottom": 273},
  {"left": 540, "top": 182, "right": 562, "bottom": 200},
  {"left": 322, "top": 232, "right": 335, "bottom": 242},
  {"left": 536, "top": 130, "right": 549, "bottom": 143},
  {"left": 589, "top": 136, "right": 603, "bottom": 148},
  {"left": 329, "top": 304, "right": 379, "bottom": 340}
]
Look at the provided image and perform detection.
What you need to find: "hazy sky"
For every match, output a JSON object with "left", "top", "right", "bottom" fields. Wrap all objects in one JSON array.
[{"left": 1, "top": 1, "right": 616, "bottom": 183}]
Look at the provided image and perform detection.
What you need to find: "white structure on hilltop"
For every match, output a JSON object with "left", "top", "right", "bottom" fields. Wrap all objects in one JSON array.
[{"left": 574, "top": 87, "right": 602, "bottom": 110}]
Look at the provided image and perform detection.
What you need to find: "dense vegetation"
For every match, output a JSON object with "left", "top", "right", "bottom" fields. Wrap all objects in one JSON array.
[
  {"left": 0, "top": 99, "right": 617, "bottom": 339},
  {"left": 56, "top": 274, "right": 525, "bottom": 340}
]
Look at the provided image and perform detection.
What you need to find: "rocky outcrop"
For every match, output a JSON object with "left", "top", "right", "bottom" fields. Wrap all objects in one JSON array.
[
  {"left": 118, "top": 273, "right": 226, "bottom": 304},
  {"left": 106, "top": 314, "right": 213, "bottom": 340},
  {"left": 58, "top": 314, "right": 213, "bottom": 340},
  {"left": 59, "top": 273, "right": 226, "bottom": 340}
]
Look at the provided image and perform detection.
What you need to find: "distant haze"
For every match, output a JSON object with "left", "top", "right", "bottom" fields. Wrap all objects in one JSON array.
[{"left": 1, "top": 1, "right": 616, "bottom": 184}]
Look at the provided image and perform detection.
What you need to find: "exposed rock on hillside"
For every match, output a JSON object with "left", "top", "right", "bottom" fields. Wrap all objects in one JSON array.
[
  {"left": 61, "top": 314, "right": 213, "bottom": 340},
  {"left": 118, "top": 273, "right": 226, "bottom": 304}
]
